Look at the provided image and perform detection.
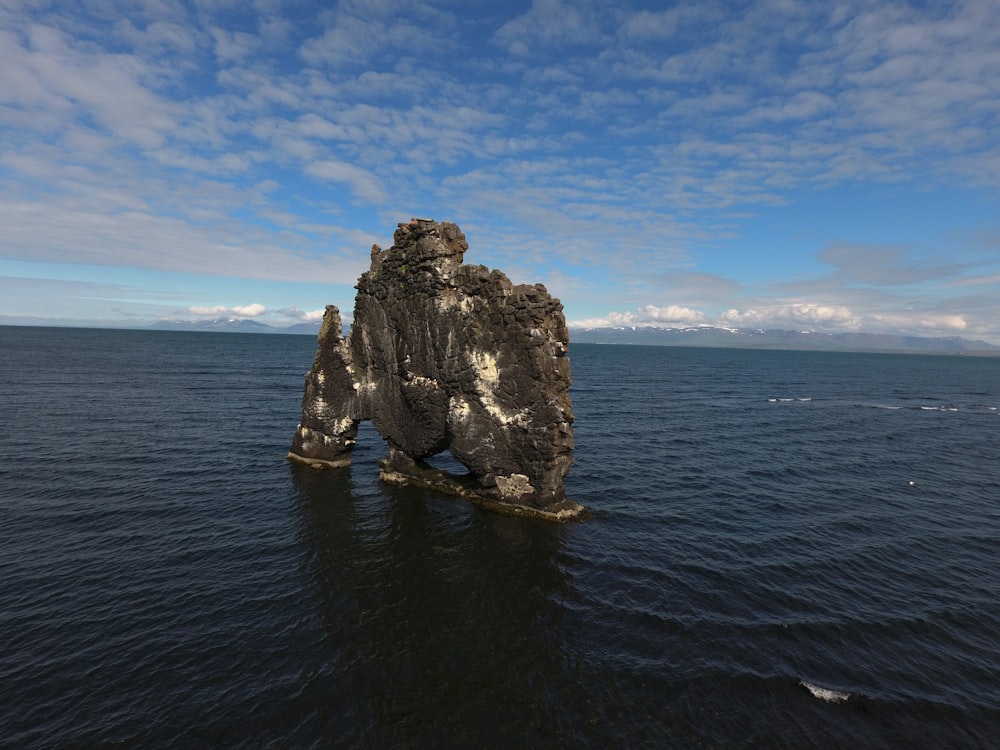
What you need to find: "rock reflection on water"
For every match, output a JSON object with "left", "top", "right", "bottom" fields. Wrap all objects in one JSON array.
[{"left": 288, "top": 458, "right": 580, "bottom": 746}]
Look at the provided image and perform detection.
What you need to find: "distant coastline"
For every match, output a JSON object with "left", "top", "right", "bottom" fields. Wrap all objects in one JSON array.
[
  {"left": 2, "top": 319, "right": 999, "bottom": 355},
  {"left": 0, "top": 317, "right": 321, "bottom": 336},
  {"left": 568, "top": 325, "right": 1000, "bottom": 356}
]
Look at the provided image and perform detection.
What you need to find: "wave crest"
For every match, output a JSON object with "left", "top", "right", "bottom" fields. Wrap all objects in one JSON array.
[{"left": 800, "top": 680, "right": 851, "bottom": 703}]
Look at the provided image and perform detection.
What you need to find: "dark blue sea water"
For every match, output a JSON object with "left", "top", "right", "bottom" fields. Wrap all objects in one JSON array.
[{"left": 2, "top": 326, "right": 999, "bottom": 748}]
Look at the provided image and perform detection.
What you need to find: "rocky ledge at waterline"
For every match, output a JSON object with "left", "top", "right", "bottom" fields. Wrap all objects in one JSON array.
[{"left": 288, "top": 218, "right": 585, "bottom": 521}]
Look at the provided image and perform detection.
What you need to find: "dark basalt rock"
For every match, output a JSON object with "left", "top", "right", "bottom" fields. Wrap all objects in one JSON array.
[{"left": 288, "top": 218, "right": 585, "bottom": 521}]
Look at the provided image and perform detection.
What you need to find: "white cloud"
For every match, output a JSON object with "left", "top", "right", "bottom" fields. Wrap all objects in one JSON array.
[
  {"left": 297, "top": 4, "right": 447, "bottom": 69},
  {"left": 190, "top": 303, "right": 267, "bottom": 317},
  {"left": 570, "top": 304, "right": 707, "bottom": 329},
  {"left": 818, "top": 242, "right": 959, "bottom": 285},
  {"left": 951, "top": 273, "right": 1000, "bottom": 287},
  {"left": 748, "top": 91, "right": 835, "bottom": 122},
  {"left": 9, "top": 24, "right": 180, "bottom": 148},
  {"left": 874, "top": 313, "right": 968, "bottom": 332},
  {"left": 209, "top": 27, "right": 261, "bottom": 62},
  {"left": 116, "top": 19, "right": 204, "bottom": 57},
  {"left": 574, "top": 302, "right": 974, "bottom": 339},
  {"left": 493, "top": 0, "right": 606, "bottom": 57},
  {"left": 0, "top": 198, "right": 369, "bottom": 285},
  {"left": 305, "top": 160, "right": 386, "bottom": 204},
  {"left": 618, "top": 8, "right": 685, "bottom": 41},
  {"left": 720, "top": 303, "right": 862, "bottom": 330},
  {"left": 278, "top": 306, "right": 326, "bottom": 321}
]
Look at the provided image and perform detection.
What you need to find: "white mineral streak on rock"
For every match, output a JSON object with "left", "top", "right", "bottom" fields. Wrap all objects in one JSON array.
[
  {"left": 470, "top": 350, "right": 499, "bottom": 385},
  {"left": 449, "top": 395, "right": 472, "bottom": 420},
  {"left": 468, "top": 349, "right": 527, "bottom": 426},
  {"left": 496, "top": 473, "right": 533, "bottom": 499},
  {"left": 296, "top": 425, "right": 318, "bottom": 452},
  {"left": 298, "top": 434, "right": 313, "bottom": 453},
  {"left": 436, "top": 291, "right": 475, "bottom": 313},
  {"left": 408, "top": 374, "right": 440, "bottom": 387}
]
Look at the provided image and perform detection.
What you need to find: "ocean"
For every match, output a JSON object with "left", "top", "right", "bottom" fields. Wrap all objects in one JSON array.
[{"left": 1, "top": 325, "right": 998, "bottom": 748}]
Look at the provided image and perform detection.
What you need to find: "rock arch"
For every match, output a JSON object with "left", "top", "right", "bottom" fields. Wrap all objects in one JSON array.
[{"left": 288, "top": 218, "right": 584, "bottom": 521}]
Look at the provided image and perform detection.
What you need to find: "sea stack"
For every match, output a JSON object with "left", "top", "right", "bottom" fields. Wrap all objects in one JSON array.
[{"left": 289, "top": 218, "right": 584, "bottom": 521}]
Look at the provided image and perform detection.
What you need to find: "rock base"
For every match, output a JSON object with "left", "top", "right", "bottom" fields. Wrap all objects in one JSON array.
[
  {"left": 377, "top": 458, "right": 589, "bottom": 522},
  {"left": 285, "top": 451, "right": 353, "bottom": 470}
]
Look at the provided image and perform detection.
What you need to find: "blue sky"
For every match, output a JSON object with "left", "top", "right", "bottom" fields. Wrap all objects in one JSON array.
[{"left": 2, "top": 0, "right": 999, "bottom": 341}]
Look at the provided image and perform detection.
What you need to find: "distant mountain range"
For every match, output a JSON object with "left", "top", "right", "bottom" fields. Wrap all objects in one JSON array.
[
  {"left": 143, "top": 318, "right": 1000, "bottom": 355},
  {"left": 568, "top": 325, "right": 1000, "bottom": 355},
  {"left": 149, "top": 317, "right": 322, "bottom": 335}
]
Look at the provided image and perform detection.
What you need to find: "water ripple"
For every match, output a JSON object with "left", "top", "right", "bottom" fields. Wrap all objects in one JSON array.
[{"left": 3, "top": 331, "right": 1000, "bottom": 748}]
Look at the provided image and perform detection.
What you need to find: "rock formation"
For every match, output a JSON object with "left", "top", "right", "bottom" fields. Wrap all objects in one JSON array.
[{"left": 288, "top": 218, "right": 585, "bottom": 521}]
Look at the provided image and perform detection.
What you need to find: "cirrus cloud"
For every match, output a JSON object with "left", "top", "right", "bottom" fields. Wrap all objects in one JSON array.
[{"left": 1, "top": 0, "right": 999, "bottom": 342}]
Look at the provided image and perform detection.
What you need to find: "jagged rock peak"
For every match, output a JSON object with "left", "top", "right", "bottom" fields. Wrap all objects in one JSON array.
[{"left": 289, "top": 218, "right": 585, "bottom": 522}]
